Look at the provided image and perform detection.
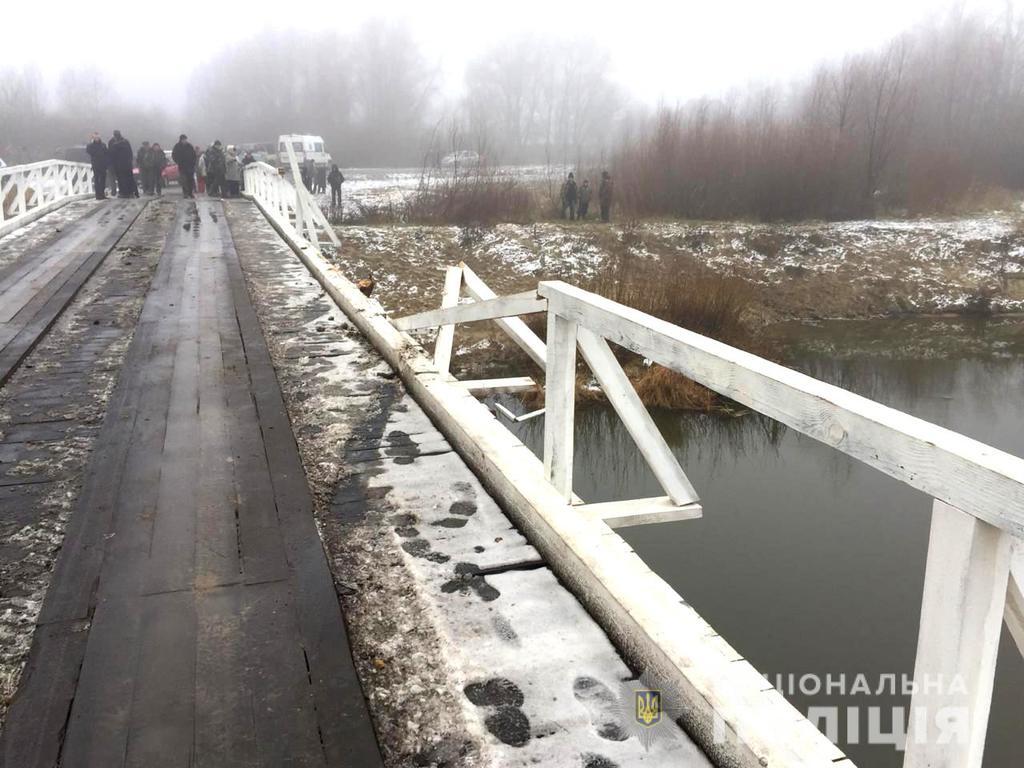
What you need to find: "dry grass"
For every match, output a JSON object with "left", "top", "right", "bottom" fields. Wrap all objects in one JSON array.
[{"left": 581, "top": 257, "right": 764, "bottom": 411}]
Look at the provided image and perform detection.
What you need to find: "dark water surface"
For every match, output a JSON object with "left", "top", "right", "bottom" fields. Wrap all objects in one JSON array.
[{"left": 505, "top": 317, "right": 1024, "bottom": 767}]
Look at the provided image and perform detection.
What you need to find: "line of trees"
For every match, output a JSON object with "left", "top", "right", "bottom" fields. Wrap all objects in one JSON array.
[{"left": 613, "top": 7, "right": 1024, "bottom": 220}]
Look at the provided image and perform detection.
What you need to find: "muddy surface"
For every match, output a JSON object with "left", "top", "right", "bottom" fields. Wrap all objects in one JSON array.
[{"left": 0, "top": 199, "right": 174, "bottom": 724}]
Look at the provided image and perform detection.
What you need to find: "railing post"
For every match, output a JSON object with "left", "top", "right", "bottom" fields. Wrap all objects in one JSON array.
[
  {"left": 904, "top": 499, "right": 1012, "bottom": 768},
  {"left": 543, "top": 311, "right": 577, "bottom": 500}
]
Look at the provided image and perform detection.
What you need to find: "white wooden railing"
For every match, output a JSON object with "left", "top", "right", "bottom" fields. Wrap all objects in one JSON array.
[
  {"left": 394, "top": 275, "right": 1024, "bottom": 768},
  {"left": 0, "top": 160, "right": 94, "bottom": 236},
  {"left": 244, "top": 161, "right": 1023, "bottom": 767},
  {"left": 242, "top": 159, "right": 338, "bottom": 252}
]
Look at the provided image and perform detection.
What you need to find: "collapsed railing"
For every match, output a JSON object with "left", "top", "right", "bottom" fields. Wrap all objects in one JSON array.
[
  {"left": 243, "top": 165, "right": 1024, "bottom": 768},
  {"left": 0, "top": 160, "right": 94, "bottom": 237}
]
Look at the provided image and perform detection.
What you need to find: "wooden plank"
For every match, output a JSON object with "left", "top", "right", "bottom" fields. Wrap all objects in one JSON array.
[
  {"left": 432, "top": 265, "right": 462, "bottom": 375},
  {"left": 543, "top": 312, "right": 577, "bottom": 500},
  {"left": 576, "top": 496, "right": 703, "bottom": 529},
  {"left": 540, "top": 280, "right": 1024, "bottom": 536},
  {"left": 904, "top": 500, "right": 1013, "bottom": 768},
  {"left": 220, "top": 209, "right": 383, "bottom": 766},
  {"left": 460, "top": 263, "right": 547, "bottom": 369},
  {"left": 392, "top": 290, "right": 545, "bottom": 332},
  {"left": 577, "top": 327, "right": 699, "bottom": 506},
  {"left": 458, "top": 376, "right": 537, "bottom": 395},
  {"left": 1006, "top": 543, "right": 1024, "bottom": 656}
]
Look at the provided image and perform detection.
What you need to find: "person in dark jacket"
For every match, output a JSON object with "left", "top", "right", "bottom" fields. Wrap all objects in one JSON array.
[
  {"left": 327, "top": 164, "right": 345, "bottom": 208},
  {"left": 137, "top": 141, "right": 152, "bottom": 194},
  {"left": 150, "top": 144, "right": 167, "bottom": 196},
  {"left": 560, "top": 172, "right": 578, "bottom": 221},
  {"left": 599, "top": 171, "right": 613, "bottom": 223},
  {"left": 85, "top": 133, "right": 109, "bottom": 200},
  {"left": 171, "top": 135, "right": 197, "bottom": 198},
  {"left": 578, "top": 179, "right": 592, "bottom": 220},
  {"left": 205, "top": 140, "right": 226, "bottom": 198},
  {"left": 108, "top": 131, "right": 136, "bottom": 198}
]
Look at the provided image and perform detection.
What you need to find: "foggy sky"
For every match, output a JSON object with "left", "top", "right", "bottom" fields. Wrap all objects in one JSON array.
[{"left": 5, "top": 0, "right": 1015, "bottom": 112}]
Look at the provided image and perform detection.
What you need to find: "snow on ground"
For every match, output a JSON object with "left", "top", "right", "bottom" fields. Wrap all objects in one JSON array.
[{"left": 322, "top": 184, "right": 1024, "bottom": 322}]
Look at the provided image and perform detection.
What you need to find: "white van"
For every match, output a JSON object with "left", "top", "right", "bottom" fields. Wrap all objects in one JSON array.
[{"left": 277, "top": 134, "right": 330, "bottom": 167}]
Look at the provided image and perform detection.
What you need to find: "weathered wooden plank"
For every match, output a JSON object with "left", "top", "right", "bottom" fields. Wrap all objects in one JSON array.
[
  {"left": 540, "top": 280, "right": 1024, "bottom": 536},
  {"left": 577, "top": 327, "right": 699, "bottom": 506},
  {"left": 457, "top": 376, "right": 537, "bottom": 395},
  {"left": 392, "top": 290, "right": 545, "bottom": 332},
  {"left": 432, "top": 265, "right": 462, "bottom": 374},
  {"left": 1005, "top": 543, "right": 1024, "bottom": 656},
  {"left": 576, "top": 496, "right": 703, "bottom": 529},
  {"left": 460, "top": 263, "right": 547, "bottom": 369},
  {"left": 543, "top": 312, "right": 577, "bottom": 500},
  {"left": 904, "top": 500, "right": 1012, "bottom": 768}
]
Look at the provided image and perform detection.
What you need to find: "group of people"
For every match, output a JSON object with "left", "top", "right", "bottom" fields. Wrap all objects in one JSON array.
[
  {"left": 86, "top": 131, "right": 137, "bottom": 200},
  {"left": 84, "top": 131, "right": 256, "bottom": 201},
  {"left": 560, "top": 170, "right": 614, "bottom": 222},
  {"left": 300, "top": 156, "right": 346, "bottom": 208}
]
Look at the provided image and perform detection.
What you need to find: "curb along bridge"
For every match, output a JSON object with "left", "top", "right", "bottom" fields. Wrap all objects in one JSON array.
[{"left": 0, "top": 158, "right": 1021, "bottom": 768}]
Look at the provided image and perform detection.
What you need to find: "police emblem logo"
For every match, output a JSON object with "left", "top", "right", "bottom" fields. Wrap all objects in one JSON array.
[{"left": 635, "top": 689, "right": 662, "bottom": 727}]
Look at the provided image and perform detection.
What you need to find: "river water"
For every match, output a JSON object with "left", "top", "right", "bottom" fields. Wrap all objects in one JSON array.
[{"left": 504, "top": 317, "right": 1024, "bottom": 767}]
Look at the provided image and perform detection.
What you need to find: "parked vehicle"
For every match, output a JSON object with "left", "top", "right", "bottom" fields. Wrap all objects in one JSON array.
[
  {"left": 441, "top": 150, "right": 481, "bottom": 168},
  {"left": 162, "top": 150, "right": 179, "bottom": 185},
  {"left": 276, "top": 135, "right": 330, "bottom": 167}
]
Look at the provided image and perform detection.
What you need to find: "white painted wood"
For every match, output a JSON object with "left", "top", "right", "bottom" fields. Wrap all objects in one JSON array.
[
  {"left": 577, "top": 327, "right": 699, "bottom": 506},
  {"left": 246, "top": 200, "right": 860, "bottom": 768},
  {"left": 392, "top": 292, "right": 546, "bottom": 332},
  {"left": 904, "top": 500, "right": 1012, "bottom": 768},
  {"left": 576, "top": 496, "right": 702, "bottom": 528},
  {"left": 540, "top": 281, "right": 1024, "bottom": 536},
  {"left": 493, "top": 402, "right": 546, "bottom": 423},
  {"left": 457, "top": 376, "right": 537, "bottom": 395},
  {"left": 0, "top": 160, "right": 93, "bottom": 236},
  {"left": 543, "top": 312, "right": 577, "bottom": 500},
  {"left": 433, "top": 266, "right": 463, "bottom": 375},
  {"left": 1006, "top": 542, "right": 1024, "bottom": 656},
  {"left": 461, "top": 263, "right": 547, "bottom": 370}
]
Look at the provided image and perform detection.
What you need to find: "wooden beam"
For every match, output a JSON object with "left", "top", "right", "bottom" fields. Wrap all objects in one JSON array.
[
  {"left": 543, "top": 312, "right": 576, "bottom": 500},
  {"left": 461, "top": 263, "right": 547, "bottom": 370},
  {"left": 577, "top": 327, "right": 699, "bottom": 506},
  {"left": 392, "top": 292, "right": 546, "bottom": 332},
  {"left": 433, "top": 266, "right": 463, "bottom": 374},
  {"left": 540, "top": 280, "right": 1024, "bottom": 536},
  {"left": 457, "top": 377, "right": 537, "bottom": 395},
  {"left": 576, "top": 496, "right": 702, "bottom": 529},
  {"left": 1006, "top": 543, "right": 1024, "bottom": 657},
  {"left": 904, "top": 500, "right": 1012, "bottom": 768}
]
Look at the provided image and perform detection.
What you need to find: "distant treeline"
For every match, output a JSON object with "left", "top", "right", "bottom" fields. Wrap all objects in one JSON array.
[
  {"left": 614, "top": 9, "right": 1024, "bottom": 220},
  {"left": 3, "top": 9, "right": 1023, "bottom": 220}
]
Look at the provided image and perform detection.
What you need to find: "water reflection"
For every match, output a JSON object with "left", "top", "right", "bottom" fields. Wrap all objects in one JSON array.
[{"left": 497, "top": 319, "right": 1024, "bottom": 768}]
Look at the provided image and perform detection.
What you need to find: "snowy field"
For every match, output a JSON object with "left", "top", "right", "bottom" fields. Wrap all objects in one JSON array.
[{"left": 327, "top": 211, "right": 1024, "bottom": 322}]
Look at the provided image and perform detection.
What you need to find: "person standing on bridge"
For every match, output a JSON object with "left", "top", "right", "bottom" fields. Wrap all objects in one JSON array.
[
  {"left": 85, "top": 133, "right": 109, "bottom": 200},
  {"left": 172, "top": 135, "right": 197, "bottom": 198},
  {"left": 137, "top": 141, "right": 153, "bottom": 194},
  {"left": 205, "top": 140, "right": 226, "bottom": 198},
  {"left": 151, "top": 143, "right": 167, "bottom": 196},
  {"left": 108, "top": 131, "right": 137, "bottom": 198},
  {"left": 196, "top": 147, "right": 207, "bottom": 195},
  {"left": 224, "top": 147, "right": 242, "bottom": 198},
  {"left": 328, "top": 164, "right": 345, "bottom": 210}
]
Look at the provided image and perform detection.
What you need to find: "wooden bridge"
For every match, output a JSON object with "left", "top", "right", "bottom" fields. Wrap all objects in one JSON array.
[{"left": 0, "top": 158, "right": 1021, "bottom": 768}]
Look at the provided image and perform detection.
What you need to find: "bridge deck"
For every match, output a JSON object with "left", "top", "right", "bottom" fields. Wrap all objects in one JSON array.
[{"left": 1, "top": 200, "right": 381, "bottom": 767}]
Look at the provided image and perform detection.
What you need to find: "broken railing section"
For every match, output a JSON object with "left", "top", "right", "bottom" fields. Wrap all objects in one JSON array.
[
  {"left": 396, "top": 272, "right": 1024, "bottom": 767},
  {"left": 242, "top": 160, "right": 338, "bottom": 254},
  {"left": 0, "top": 160, "right": 94, "bottom": 236},
  {"left": 392, "top": 263, "right": 703, "bottom": 530},
  {"left": 536, "top": 280, "right": 1024, "bottom": 768}
]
